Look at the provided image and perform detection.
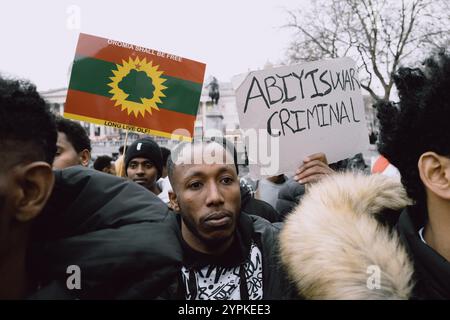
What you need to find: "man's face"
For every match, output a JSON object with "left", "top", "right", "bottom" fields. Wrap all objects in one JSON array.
[
  {"left": 126, "top": 157, "right": 159, "bottom": 191},
  {"left": 53, "top": 132, "right": 82, "bottom": 169},
  {"left": 171, "top": 143, "right": 241, "bottom": 247}
]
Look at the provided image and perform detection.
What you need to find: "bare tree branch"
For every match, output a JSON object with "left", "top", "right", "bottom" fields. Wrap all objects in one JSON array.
[{"left": 283, "top": 0, "right": 448, "bottom": 100}]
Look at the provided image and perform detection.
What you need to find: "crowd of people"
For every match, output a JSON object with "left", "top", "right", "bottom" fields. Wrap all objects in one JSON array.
[{"left": 0, "top": 51, "right": 449, "bottom": 300}]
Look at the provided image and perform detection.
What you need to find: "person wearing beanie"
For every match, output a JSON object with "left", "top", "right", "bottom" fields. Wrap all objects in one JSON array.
[{"left": 125, "top": 137, "right": 164, "bottom": 197}]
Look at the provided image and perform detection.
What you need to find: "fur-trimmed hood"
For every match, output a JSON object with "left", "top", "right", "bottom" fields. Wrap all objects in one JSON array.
[{"left": 279, "top": 172, "right": 415, "bottom": 299}]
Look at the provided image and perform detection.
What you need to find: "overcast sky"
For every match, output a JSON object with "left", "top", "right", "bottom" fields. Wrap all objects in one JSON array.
[{"left": 0, "top": 0, "right": 306, "bottom": 91}]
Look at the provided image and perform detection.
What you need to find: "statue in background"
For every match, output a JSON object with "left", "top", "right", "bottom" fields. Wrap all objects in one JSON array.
[{"left": 206, "top": 76, "right": 220, "bottom": 105}]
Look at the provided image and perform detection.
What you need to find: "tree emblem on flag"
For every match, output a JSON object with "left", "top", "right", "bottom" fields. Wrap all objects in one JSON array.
[{"left": 108, "top": 57, "right": 167, "bottom": 117}]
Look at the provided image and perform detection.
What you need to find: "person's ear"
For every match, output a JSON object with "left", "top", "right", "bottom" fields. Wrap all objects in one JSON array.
[
  {"left": 418, "top": 152, "right": 450, "bottom": 200},
  {"left": 79, "top": 149, "right": 91, "bottom": 167},
  {"left": 169, "top": 191, "right": 180, "bottom": 212},
  {"left": 14, "top": 162, "right": 55, "bottom": 223}
]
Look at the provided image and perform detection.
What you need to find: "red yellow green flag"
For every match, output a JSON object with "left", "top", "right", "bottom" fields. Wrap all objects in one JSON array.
[{"left": 64, "top": 33, "right": 206, "bottom": 141}]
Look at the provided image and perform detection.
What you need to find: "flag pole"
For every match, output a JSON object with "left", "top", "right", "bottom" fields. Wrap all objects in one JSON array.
[{"left": 118, "top": 129, "right": 129, "bottom": 177}]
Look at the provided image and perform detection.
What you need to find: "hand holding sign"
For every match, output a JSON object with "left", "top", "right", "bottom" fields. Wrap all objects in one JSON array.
[
  {"left": 234, "top": 57, "right": 370, "bottom": 179},
  {"left": 294, "top": 152, "right": 334, "bottom": 184}
]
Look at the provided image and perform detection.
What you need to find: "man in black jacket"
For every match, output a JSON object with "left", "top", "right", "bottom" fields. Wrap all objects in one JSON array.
[
  {"left": 0, "top": 75, "right": 173, "bottom": 299},
  {"left": 0, "top": 75, "right": 288, "bottom": 299},
  {"left": 164, "top": 139, "right": 294, "bottom": 299},
  {"left": 0, "top": 77, "right": 57, "bottom": 299}
]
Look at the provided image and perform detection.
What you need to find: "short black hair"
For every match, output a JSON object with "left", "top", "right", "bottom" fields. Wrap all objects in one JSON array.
[
  {"left": 167, "top": 137, "right": 238, "bottom": 186},
  {"left": 376, "top": 51, "right": 450, "bottom": 211},
  {"left": 160, "top": 147, "right": 171, "bottom": 167},
  {"left": 0, "top": 76, "right": 57, "bottom": 166},
  {"left": 93, "top": 155, "right": 113, "bottom": 171},
  {"left": 55, "top": 117, "right": 91, "bottom": 153}
]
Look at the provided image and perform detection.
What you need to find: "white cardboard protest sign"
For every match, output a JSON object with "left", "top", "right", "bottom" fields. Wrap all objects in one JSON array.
[{"left": 233, "top": 57, "right": 370, "bottom": 178}]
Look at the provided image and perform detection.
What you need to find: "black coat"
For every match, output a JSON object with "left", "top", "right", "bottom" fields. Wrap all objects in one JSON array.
[
  {"left": 241, "top": 185, "right": 280, "bottom": 223},
  {"left": 29, "top": 166, "right": 294, "bottom": 299},
  {"left": 397, "top": 208, "right": 450, "bottom": 299},
  {"left": 275, "top": 179, "right": 305, "bottom": 221},
  {"left": 29, "top": 166, "right": 176, "bottom": 299},
  {"left": 148, "top": 212, "right": 295, "bottom": 300}
]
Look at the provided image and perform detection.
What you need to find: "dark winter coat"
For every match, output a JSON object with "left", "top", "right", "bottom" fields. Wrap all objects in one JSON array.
[
  {"left": 28, "top": 166, "right": 293, "bottom": 299},
  {"left": 28, "top": 166, "right": 174, "bottom": 299},
  {"left": 276, "top": 179, "right": 305, "bottom": 221},
  {"left": 241, "top": 184, "right": 280, "bottom": 223},
  {"left": 150, "top": 212, "right": 295, "bottom": 300},
  {"left": 397, "top": 208, "right": 450, "bottom": 299}
]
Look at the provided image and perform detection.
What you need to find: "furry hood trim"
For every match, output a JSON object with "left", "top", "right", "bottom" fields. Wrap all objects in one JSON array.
[{"left": 279, "top": 172, "right": 414, "bottom": 299}]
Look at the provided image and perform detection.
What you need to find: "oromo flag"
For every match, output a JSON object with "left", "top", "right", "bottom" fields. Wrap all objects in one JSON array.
[{"left": 64, "top": 33, "right": 206, "bottom": 141}]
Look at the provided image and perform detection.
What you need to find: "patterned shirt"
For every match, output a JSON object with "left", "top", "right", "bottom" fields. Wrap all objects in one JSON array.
[{"left": 181, "top": 242, "right": 263, "bottom": 300}]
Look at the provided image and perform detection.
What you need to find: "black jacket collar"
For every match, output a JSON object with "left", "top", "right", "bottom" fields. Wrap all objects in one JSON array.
[
  {"left": 175, "top": 212, "right": 254, "bottom": 269},
  {"left": 398, "top": 207, "right": 450, "bottom": 299}
]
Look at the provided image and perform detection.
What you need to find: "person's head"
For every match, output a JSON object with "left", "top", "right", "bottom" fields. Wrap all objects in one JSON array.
[
  {"left": 93, "top": 155, "right": 116, "bottom": 175},
  {"left": 0, "top": 76, "right": 56, "bottom": 271},
  {"left": 53, "top": 117, "right": 91, "bottom": 169},
  {"left": 125, "top": 137, "right": 163, "bottom": 192},
  {"left": 167, "top": 138, "right": 241, "bottom": 254},
  {"left": 160, "top": 147, "right": 171, "bottom": 178},
  {"left": 377, "top": 51, "right": 450, "bottom": 218}
]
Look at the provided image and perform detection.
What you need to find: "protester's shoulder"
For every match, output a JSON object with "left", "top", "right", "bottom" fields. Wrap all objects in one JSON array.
[
  {"left": 54, "top": 165, "right": 167, "bottom": 209},
  {"left": 37, "top": 166, "right": 169, "bottom": 237},
  {"left": 29, "top": 210, "right": 183, "bottom": 299},
  {"left": 54, "top": 165, "right": 124, "bottom": 188},
  {"left": 250, "top": 214, "right": 283, "bottom": 235},
  {"left": 243, "top": 196, "right": 280, "bottom": 223},
  {"left": 275, "top": 179, "right": 306, "bottom": 220}
]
